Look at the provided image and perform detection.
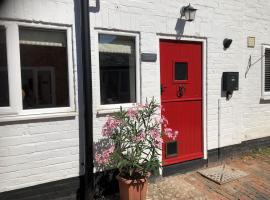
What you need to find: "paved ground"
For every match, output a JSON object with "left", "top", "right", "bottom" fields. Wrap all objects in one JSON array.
[
  {"left": 101, "top": 147, "right": 270, "bottom": 200},
  {"left": 147, "top": 147, "right": 270, "bottom": 200}
]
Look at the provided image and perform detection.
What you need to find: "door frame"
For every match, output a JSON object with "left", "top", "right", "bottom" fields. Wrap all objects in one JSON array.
[{"left": 157, "top": 34, "right": 208, "bottom": 160}]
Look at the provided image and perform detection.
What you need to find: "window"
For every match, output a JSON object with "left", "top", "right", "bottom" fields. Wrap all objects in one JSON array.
[
  {"left": 0, "top": 26, "right": 9, "bottom": 107},
  {"left": 99, "top": 34, "right": 136, "bottom": 105},
  {"left": 0, "top": 22, "right": 74, "bottom": 119},
  {"left": 175, "top": 62, "right": 188, "bottom": 81},
  {"left": 262, "top": 45, "right": 270, "bottom": 98},
  {"left": 19, "top": 27, "right": 69, "bottom": 109}
]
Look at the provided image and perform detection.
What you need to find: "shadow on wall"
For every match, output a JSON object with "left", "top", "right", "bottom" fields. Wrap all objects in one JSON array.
[
  {"left": 93, "top": 138, "right": 119, "bottom": 198},
  {"left": 175, "top": 18, "right": 186, "bottom": 39}
]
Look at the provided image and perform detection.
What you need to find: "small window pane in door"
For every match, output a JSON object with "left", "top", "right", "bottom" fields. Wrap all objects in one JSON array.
[
  {"left": 175, "top": 62, "right": 188, "bottom": 80},
  {"left": 0, "top": 26, "right": 9, "bottom": 107}
]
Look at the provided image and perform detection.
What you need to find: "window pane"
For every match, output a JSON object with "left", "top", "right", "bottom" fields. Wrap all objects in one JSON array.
[
  {"left": 175, "top": 62, "right": 188, "bottom": 80},
  {"left": 19, "top": 27, "right": 69, "bottom": 109},
  {"left": 265, "top": 49, "right": 270, "bottom": 92},
  {"left": 0, "top": 26, "right": 9, "bottom": 107},
  {"left": 99, "top": 34, "right": 136, "bottom": 105}
]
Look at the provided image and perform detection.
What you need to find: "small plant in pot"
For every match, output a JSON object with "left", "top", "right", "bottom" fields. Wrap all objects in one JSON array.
[{"left": 95, "top": 98, "right": 178, "bottom": 200}]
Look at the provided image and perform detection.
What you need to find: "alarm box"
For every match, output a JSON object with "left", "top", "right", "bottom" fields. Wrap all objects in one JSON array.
[{"left": 222, "top": 72, "right": 239, "bottom": 92}]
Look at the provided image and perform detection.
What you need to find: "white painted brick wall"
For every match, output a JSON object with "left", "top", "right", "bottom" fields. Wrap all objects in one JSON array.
[
  {"left": 1, "top": 0, "right": 270, "bottom": 193},
  {"left": 90, "top": 0, "right": 270, "bottom": 155},
  {"left": 0, "top": 0, "right": 80, "bottom": 193}
]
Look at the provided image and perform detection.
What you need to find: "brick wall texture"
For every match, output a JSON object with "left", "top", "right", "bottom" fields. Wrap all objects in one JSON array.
[{"left": 0, "top": 0, "right": 270, "bottom": 193}]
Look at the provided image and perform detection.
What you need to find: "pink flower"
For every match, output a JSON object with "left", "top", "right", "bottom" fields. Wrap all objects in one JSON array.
[
  {"left": 102, "top": 117, "right": 121, "bottom": 137},
  {"left": 127, "top": 108, "right": 138, "bottom": 118},
  {"left": 95, "top": 145, "right": 115, "bottom": 165},
  {"left": 154, "top": 115, "right": 169, "bottom": 128},
  {"left": 164, "top": 128, "right": 179, "bottom": 140},
  {"left": 149, "top": 129, "right": 163, "bottom": 148},
  {"left": 158, "top": 105, "right": 165, "bottom": 112},
  {"left": 158, "top": 115, "right": 169, "bottom": 125},
  {"left": 133, "top": 131, "right": 145, "bottom": 142}
]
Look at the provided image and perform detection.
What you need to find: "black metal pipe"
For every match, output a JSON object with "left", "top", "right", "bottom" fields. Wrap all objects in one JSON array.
[{"left": 80, "top": 0, "right": 93, "bottom": 199}]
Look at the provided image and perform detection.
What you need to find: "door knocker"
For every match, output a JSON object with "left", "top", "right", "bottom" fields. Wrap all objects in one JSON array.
[{"left": 177, "top": 84, "right": 186, "bottom": 97}]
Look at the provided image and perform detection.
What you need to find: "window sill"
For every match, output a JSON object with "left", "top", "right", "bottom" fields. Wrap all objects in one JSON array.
[
  {"left": 260, "top": 95, "right": 270, "bottom": 101},
  {"left": 0, "top": 111, "right": 77, "bottom": 123},
  {"left": 96, "top": 103, "right": 135, "bottom": 115}
]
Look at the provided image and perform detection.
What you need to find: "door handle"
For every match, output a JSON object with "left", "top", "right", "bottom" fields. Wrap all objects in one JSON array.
[
  {"left": 161, "top": 84, "right": 167, "bottom": 94},
  {"left": 177, "top": 84, "right": 185, "bottom": 97}
]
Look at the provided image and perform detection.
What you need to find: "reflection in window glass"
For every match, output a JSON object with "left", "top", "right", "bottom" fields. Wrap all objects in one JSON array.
[
  {"left": 0, "top": 26, "right": 9, "bottom": 107},
  {"left": 19, "top": 27, "right": 69, "bottom": 109},
  {"left": 99, "top": 34, "right": 136, "bottom": 105}
]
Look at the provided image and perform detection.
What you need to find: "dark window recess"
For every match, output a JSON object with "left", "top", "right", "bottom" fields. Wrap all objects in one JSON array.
[
  {"left": 0, "top": 26, "right": 9, "bottom": 107},
  {"left": 166, "top": 141, "right": 178, "bottom": 158},
  {"left": 175, "top": 62, "right": 188, "bottom": 80},
  {"left": 99, "top": 34, "right": 136, "bottom": 105},
  {"left": 265, "top": 49, "right": 270, "bottom": 92},
  {"left": 19, "top": 27, "right": 69, "bottom": 109}
]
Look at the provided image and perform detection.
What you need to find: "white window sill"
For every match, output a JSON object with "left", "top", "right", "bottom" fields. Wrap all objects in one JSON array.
[
  {"left": 0, "top": 111, "right": 77, "bottom": 123},
  {"left": 97, "top": 103, "right": 135, "bottom": 115},
  {"left": 260, "top": 95, "right": 270, "bottom": 100}
]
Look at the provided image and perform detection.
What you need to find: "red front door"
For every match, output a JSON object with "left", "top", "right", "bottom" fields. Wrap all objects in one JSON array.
[{"left": 160, "top": 40, "right": 203, "bottom": 166}]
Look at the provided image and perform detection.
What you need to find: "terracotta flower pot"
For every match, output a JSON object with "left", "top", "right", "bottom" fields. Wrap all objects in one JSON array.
[{"left": 116, "top": 174, "right": 149, "bottom": 200}]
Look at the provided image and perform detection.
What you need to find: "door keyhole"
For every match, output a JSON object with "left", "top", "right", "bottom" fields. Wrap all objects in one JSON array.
[{"left": 177, "top": 84, "right": 185, "bottom": 97}]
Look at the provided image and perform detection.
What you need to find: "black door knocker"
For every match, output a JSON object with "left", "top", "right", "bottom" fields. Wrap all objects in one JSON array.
[{"left": 177, "top": 84, "right": 186, "bottom": 97}]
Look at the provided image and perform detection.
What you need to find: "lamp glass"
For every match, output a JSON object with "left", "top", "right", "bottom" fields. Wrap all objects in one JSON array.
[
  {"left": 184, "top": 11, "right": 190, "bottom": 21},
  {"left": 189, "top": 10, "right": 196, "bottom": 21}
]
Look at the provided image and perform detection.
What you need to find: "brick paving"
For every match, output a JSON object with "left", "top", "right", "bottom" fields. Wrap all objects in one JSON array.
[
  {"left": 100, "top": 147, "right": 270, "bottom": 200},
  {"left": 147, "top": 148, "right": 270, "bottom": 200}
]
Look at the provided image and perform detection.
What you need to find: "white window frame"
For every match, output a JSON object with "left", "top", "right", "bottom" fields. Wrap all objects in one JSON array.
[
  {"left": 95, "top": 30, "right": 141, "bottom": 114},
  {"left": 0, "top": 20, "right": 76, "bottom": 121},
  {"left": 261, "top": 44, "right": 270, "bottom": 99}
]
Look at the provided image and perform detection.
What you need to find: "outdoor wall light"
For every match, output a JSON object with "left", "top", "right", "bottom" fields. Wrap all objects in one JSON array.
[
  {"left": 181, "top": 4, "right": 197, "bottom": 22},
  {"left": 223, "top": 38, "right": 233, "bottom": 49}
]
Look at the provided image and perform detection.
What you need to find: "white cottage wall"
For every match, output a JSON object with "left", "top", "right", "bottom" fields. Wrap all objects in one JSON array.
[
  {"left": 1, "top": 0, "right": 270, "bottom": 194},
  {"left": 0, "top": 0, "right": 80, "bottom": 192},
  {"left": 242, "top": 1, "right": 270, "bottom": 141},
  {"left": 90, "top": 0, "right": 270, "bottom": 163}
]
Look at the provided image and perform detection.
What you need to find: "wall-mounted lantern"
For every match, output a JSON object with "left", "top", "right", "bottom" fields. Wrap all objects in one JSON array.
[
  {"left": 223, "top": 38, "right": 233, "bottom": 50},
  {"left": 181, "top": 4, "right": 197, "bottom": 22}
]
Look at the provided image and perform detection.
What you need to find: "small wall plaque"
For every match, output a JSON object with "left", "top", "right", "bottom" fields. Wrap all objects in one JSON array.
[
  {"left": 141, "top": 53, "right": 157, "bottom": 62},
  {"left": 247, "top": 36, "right": 255, "bottom": 48}
]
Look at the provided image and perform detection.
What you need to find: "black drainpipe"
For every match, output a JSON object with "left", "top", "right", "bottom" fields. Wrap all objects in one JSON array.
[{"left": 80, "top": 0, "right": 93, "bottom": 199}]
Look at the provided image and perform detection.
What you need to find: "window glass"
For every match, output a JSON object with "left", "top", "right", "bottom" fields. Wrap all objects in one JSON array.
[
  {"left": 175, "top": 62, "right": 188, "bottom": 80},
  {"left": 99, "top": 34, "right": 136, "bottom": 105},
  {"left": 19, "top": 27, "right": 69, "bottom": 109},
  {"left": 0, "top": 26, "right": 9, "bottom": 107},
  {"left": 265, "top": 48, "right": 270, "bottom": 92}
]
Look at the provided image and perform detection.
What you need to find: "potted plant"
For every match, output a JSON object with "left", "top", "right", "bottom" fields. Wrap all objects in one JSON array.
[{"left": 95, "top": 98, "right": 178, "bottom": 200}]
